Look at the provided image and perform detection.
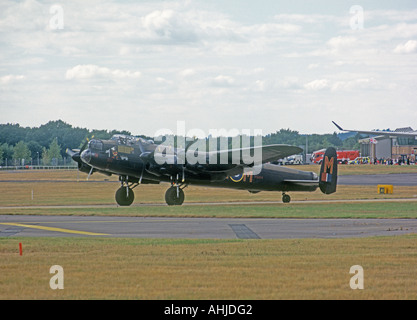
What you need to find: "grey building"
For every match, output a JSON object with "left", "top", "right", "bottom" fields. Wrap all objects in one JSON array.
[{"left": 359, "top": 127, "right": 417, "bottom": 163}]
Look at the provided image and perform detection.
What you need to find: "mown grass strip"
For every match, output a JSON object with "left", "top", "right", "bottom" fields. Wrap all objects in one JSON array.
[
  {"left": 1, "top": 236, "right": 417, "bottom": 299},
  {"left": 1, "top": 201, "right": 417, "bottom": 219}
]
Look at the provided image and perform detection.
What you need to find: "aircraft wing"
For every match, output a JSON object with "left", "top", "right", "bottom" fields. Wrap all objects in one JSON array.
[
  {"left": 210, "top": 144, "right": 303, "bottom": 166},
  {"left": 149, "top": 143, "right": 303, "bottom": 180},
  {"left": 189, "top": 144, "right": 304, "bottom": 180},
  {"left": 260, "top": 144, "right": 303, "bottom": 163},
  {"left": 333, "top": 121, "right": 417, "bottom": 137}
]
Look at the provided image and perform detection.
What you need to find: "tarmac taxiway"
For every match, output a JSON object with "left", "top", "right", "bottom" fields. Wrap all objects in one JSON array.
[{"left": 1, "top": 215, "right": 416, "bottom": 239}]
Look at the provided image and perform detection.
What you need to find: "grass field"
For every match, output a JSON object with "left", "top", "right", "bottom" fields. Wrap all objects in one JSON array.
[
  {"left": 1, "top": 201, "right": 417, "bottom": 219},
  {"left": 1, "top": 166, "right": 417, "bottom": 210},
  {"left": 2, "top": 236, "right": 417, "bottom": 299},
  {"left": 1, "top": 167, "right": 417, "bottom": 300}
]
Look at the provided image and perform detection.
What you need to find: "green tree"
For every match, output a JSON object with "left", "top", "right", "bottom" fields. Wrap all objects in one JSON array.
[
  {"left": 27, "top": 141, "right": 43, "bottom": 161},
  {"left": 42, "top": 147, "right": 51, "bottom": 165},
  {"left": 328, "top": 132, "right": 343, "bottom": 147},
  {"left": 12, "top": 141, "right": 31, "bottom": 165},
  {"left": 48, "top": 137, "right": 62, "bottom": 165},
  {"left": 1, "top": 143, "right": 13, "bottom": 163}
]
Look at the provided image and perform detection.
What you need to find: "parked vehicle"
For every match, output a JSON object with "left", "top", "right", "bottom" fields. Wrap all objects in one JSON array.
[
  {"left": 349, "top": 157, "right": 371, "bottom": 164},
  {"left": 312, "top": 149, "right": 360, "bottom": 165},
  {"left": 287, "top": 155, "right": 303, "bottom": 165}
]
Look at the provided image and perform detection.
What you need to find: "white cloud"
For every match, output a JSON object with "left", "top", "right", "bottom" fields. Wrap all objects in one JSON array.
[
  {"left": 0, "top": 74, "right": 25, "bottom": 85},
  {"left": 308, "top": 63, "right": 319, "bottom": 69},
  {"left": 274, "top": 13, "right": 342, "bottom": 25},
  {"left": 250, "top": 23, "right": 301, "bottom": 35},
  {"left": 304, "top": 79, "right": 329, "bottom": 91},
  {"left": 135, "top": 8, "right": 247, "bottom": 46},
  {"left": 139, "top": 9, "right": 199, "bottom": 43},
  {"left": 65, "top": 65, "right": 141, "bottom": 80},
  {"left": 1, "top": 1, "right": 417, "bottom": 135},
  {"left": 179, "top": 68, "right": 196, "bottom": 77},
  {"left": 254, "top": 80, "right": 266, "bottom": 92},
  {"left": 0, "top": 0, "right": 45, "bottom": 32},
  {"left": 367, "top": 9, "right": 417, "bottom": 23},
  {"left": 211, "top": 75, "right": 236, "bottom": 87},
  {"left": 327, "top": 36, "right": 358, "bottom": 51},
  {"left": 394, "top": 40, "right": 417, "bottom": 53},
  {"left": 331, "top": 78, "right": 374, "bottom": 91}
]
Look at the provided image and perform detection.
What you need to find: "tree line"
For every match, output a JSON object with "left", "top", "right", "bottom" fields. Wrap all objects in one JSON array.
[
  {"left": 263, "top": 128, "right": 361, "bottom": 154},
  {"left": 0, "top": 120, "right": 134, "bottom": 166},
  {"left": 0, "top": 120, "right": 360, "bottom": 166}
]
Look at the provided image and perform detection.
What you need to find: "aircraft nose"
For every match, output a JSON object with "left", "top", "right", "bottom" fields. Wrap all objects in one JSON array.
[{"left": 80, "top": 149, "right": 92, "bottom": 164}]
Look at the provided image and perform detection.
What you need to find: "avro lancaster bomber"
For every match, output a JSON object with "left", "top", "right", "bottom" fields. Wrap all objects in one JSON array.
[{"left": 67, "top": 134, "right": 337, "bottom": 206}]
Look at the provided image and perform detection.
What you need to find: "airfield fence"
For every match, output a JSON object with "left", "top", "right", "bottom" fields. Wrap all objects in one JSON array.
[
  {"left": 0, "top": 165, "right": 78, "bottom": 171},
  {"left": 0, "top": 157, "right": 78, "bottom": 171}
]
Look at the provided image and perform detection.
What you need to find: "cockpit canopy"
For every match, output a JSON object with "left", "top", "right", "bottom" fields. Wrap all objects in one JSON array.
[
  {"left": 88, "top": 139, "right": 103, "bottom": 151},
  {"left": 110, "top": 134, "right": 154, "bottom": 147},
  {"left": 86, "top": 134, "right": 155, "bottom": 153}
]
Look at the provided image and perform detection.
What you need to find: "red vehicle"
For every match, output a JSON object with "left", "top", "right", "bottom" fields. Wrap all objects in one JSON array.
[{"left": 312, "top": 149, "right": 359, "bottom": 164}]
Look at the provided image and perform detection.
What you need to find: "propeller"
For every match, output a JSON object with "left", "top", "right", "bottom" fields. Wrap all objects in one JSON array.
[
  {"left": 66, "top": 136, "right": 95, "bottom": 178},
  {"left": 66, "top": 135, "right": 94, "bottom": 161},
  {"left": 66, "top": 147, "right": 80, "bottom": 163},
  {"left": 80, "top": 135, "right": 94, "bottom": 153}
]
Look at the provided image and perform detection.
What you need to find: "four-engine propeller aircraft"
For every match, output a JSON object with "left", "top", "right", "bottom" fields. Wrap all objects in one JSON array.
[{"left": 67, "top": 134, "right": 338, "bottom": 206}]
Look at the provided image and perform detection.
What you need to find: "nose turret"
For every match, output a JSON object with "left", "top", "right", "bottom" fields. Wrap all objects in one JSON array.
[{"left": 80, "top": 149, "right": 92, "bottom": 164}]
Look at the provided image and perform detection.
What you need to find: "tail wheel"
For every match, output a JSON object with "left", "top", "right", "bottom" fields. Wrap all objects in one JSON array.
[
  {"left": 165, "top": 187, "right": 185, "bottom": 206},
  {"left": 115, "top": 187, "right": 135, "bottom": 206},
  {"left": 282, "top": 194, "right": 291, "bottom": 203}
]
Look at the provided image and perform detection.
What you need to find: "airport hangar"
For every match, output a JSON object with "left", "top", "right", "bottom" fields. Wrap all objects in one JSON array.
[{"left": 358, "top": 127, "right": 417, "bottom": 163}]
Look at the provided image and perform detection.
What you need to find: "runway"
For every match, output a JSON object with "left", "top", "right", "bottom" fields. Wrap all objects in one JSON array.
[
  {"left": 1, "top": 215, "right": 416, "bottom": 239},
  {"left": 338, "top": 173, "right": 417, "bottom": 186}
]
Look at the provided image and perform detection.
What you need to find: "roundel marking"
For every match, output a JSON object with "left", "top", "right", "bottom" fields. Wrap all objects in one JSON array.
[{"left": 230, "top": 173, "right": 244, "bottom": 182}]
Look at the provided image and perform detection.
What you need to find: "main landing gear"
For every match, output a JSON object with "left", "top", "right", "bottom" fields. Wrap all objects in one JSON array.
[
  {"left": 165, "top": 173, "right": 187, "bottom": 206},
  {"left": 165, "top": 185, "right": 185, "bottom": 206},
  {"left": 115, "top": 186, "right": 135, "bottom": 206},
  {"left": 115, "top": 176, "right": 138, "bottom": 206},
  {"left": 114, "top": 175, "right": 187, "bottom": 206}
]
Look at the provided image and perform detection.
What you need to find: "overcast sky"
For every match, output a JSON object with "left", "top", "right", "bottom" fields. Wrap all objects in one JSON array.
[{"left": 1, "top": 0, "right": 416, "bottom": 137}]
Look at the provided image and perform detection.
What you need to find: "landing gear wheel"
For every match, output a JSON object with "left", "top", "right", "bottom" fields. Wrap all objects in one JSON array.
[
  {"left": 282, "top": 194, "right": 291, "bottom": 203},
  {"left": 115, "top": 187, "right": 135, "bottom": 206},
  {"left": 165, "top": 187, "right": 185, "bottom": 206}
]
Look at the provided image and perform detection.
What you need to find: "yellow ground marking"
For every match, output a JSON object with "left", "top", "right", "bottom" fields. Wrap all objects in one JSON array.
[{"left": 0, "top": 222, "right": 109, "bottom": 236}]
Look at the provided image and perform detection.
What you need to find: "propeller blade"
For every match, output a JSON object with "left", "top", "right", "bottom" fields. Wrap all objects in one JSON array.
[
  {"left": 139, "top": 166, "right": 144, "bottom": 184},
  {"left": 137, "top": 139, "right": 146, "bottom": 154},
  {"left": 87, "top": 166, "right": 94, "bottom": 180},
  {"left": 66, "top": 148, "right": 81, "bottom": 163},
  {"left": 80, "top": 135, "right": 94, "bottom": 153},
  {"left": 66, "top": 148, "right": 76, "bottom": 157},
  {"left": 80, "top": 140, "right": 88, "bottom": 153},
  {"left": 182, "top": 166, "right": 185, "bottom": 183}
]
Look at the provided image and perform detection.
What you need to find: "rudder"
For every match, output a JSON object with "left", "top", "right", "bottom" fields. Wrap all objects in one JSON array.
[{"left": 319, "top": 147, "right": 338, "bottom": 194}]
